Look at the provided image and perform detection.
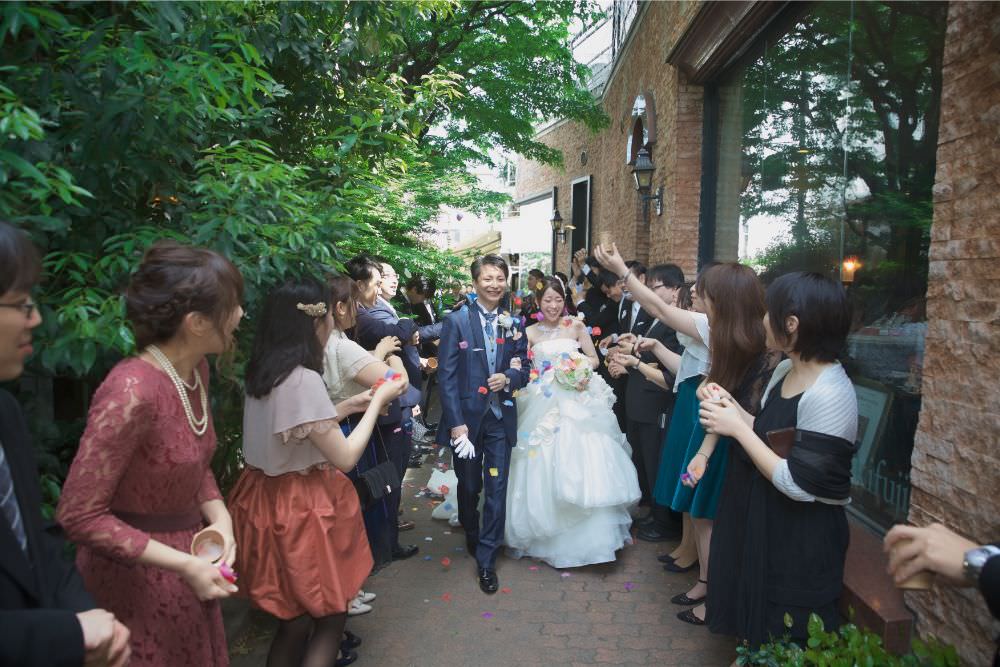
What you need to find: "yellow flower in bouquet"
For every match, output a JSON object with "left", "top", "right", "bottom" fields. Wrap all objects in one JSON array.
[{"left": 553, "top": 351, "right": 592, "bottom": 391}]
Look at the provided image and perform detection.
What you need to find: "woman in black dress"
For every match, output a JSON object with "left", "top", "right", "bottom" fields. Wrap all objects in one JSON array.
[{"left": 700, "top": 272, "right": 857, "bottom": 648}]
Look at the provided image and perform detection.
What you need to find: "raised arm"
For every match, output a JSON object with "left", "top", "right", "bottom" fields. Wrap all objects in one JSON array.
[{"left": 595, "top": 244, "right": 703, "bottom": 342}]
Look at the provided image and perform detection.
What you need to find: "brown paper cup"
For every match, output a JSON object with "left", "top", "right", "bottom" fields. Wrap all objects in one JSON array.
[
  {"left": 598, "top": 230, "right": 613, "bottom": 253},
  {"left": 426, "top": 357, "right": 438, "bottom": 370},
  {"left": 191, "top": 528, "right": 225, "bottom": 564},
  {"left": 890, "top": 537, "right": 934, "bottom": 590}
]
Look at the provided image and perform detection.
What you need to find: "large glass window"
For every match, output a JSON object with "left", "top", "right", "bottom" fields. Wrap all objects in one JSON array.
[{"left": 708, "top": 1, "right": 947, "bottom": 529}]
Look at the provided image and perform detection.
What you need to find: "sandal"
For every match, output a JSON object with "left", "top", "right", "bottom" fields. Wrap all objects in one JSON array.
[
  {"left": 676, "top": 607, "right": 706, "bottom": 626},
  {"left": 670, "top": 579, "right": 707, "bottom": 605}
]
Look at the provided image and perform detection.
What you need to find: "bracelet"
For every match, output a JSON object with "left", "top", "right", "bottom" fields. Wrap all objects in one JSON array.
[{"left": 694, "top": 452, "right": 709, "bottom": 460}]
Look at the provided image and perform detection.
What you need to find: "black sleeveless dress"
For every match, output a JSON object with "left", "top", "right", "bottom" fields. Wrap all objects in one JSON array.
[{"left": 707, "top": 376, "right": 849, "bottom": 648}]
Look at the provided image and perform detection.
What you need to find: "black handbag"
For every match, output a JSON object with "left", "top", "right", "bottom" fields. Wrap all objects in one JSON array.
[{"left": 351, "top": 425, "right": 400, "bottom": 511}]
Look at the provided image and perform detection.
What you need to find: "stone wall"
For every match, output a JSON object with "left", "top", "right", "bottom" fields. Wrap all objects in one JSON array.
[
  {"left": 909, "top": 2, "right": 1000, "bottom": 663},
  {"left": 514, "top": 0, "right": 703, "bottom": 280}
]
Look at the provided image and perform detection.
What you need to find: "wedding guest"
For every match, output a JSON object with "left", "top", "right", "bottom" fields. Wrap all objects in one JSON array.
[
  {"left": 228, "top": 278, "right": 406, "bottom": 667},
  {"left": 0, "top": 221, "right": 130, "bottom": 667},
  {"left": 699, "top": 271, "right": 856, "bottom": 647},
  {"left": 58, "top": 242, "right": 244, "bottom": 666},
  {"left": 348, "top": 255, "right": 420, "bottom": 560},
  {"left": 596, "top": 245, "right": 776, "bottom": 626},
  {"left": 323, "top": 276, "right": 407, "bottom": 574},
  {"left": 399, "top": 275, "right": 442, "bottom": 437}
]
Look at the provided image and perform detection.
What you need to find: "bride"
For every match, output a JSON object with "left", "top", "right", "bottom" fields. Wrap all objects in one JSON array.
[{"left": 505, "top": 276, "right": 641, "bottom": 568}]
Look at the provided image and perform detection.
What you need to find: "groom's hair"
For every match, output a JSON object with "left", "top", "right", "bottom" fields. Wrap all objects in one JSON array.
[{"left": 471, "top": 254, "right": 509, "bottom": 280}]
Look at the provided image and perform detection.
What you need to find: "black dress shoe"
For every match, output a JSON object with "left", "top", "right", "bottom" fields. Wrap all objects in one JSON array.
[
  {"left": 335, "top": 649, "right": 358, "bottom": 666},
  {"left": 635, "top": 514, "right": 656, "bottom": 528},
  {"left": 392, "top": 544, "right": 419, "bottom": 560},
  {"left": 341, "top": 630, "right": 362, "bottom": 650},
  {"left": 636, "top": 525, "right": 680, "bottom": 542},
  {"left": 407, "top": 455, "right": 423, "bottom": 469},
  {"left": 656, "top": 553, "right": 677, "bottom": 564},
  {"left": 423, "top": 421, "right": 438, "bottom": 431},
  {"left": 478, "top": 568, "right": 499, "bottom": 594},
  {"left": 664, "top": 559, "right": 698, "bottom": 573}
]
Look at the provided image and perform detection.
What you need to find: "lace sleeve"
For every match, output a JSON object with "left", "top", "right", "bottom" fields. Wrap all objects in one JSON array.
[
  {"left": 56, "top": 368, "right": 153, "bottom": 562},
  {"left": 279, "top": 417, "right": 341, "bottom": 445}
]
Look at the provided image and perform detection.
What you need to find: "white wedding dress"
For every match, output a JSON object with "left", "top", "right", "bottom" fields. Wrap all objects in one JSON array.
[{"left": 504, "top": 337, "right": 641, "bottom": 568}]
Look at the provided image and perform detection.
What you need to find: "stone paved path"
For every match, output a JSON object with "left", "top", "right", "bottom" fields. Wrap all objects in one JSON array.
[{"left": 227, "top": 454, "right": 737, "bottom": 666}]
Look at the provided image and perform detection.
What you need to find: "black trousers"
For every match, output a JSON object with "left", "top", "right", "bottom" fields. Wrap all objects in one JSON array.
[
  {"left": 383, "top": 406, "right": 415, "bottom": 551},
  {"left": 626, "top": 418, "right": 673, "bottom": 528}
]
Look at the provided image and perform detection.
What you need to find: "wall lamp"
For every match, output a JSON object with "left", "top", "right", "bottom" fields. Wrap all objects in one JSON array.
[
  {"left": 631, "top": 147, "right": 662, "bottom": 218},
  {"left": 550, "top": 206, "right": 575, "bottom": 244}
]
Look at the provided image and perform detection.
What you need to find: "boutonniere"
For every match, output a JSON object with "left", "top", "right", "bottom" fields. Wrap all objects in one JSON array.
[{"left": 498, "top": 311, "right": 514, "bottom": 329}]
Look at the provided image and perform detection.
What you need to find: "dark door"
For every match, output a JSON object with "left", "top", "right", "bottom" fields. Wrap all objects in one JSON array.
[{"left": 570, "top": 176, "right": 591, "bottom": 258}]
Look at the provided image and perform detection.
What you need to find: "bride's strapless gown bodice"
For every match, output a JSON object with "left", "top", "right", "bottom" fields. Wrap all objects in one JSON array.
[{"left": 504, "top": 337, "right": 641, "bottom": 568}]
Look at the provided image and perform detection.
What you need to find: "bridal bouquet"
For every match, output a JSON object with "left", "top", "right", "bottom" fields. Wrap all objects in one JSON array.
[{"left": 553, "top": 352, "right": 592, "bottom": 392}]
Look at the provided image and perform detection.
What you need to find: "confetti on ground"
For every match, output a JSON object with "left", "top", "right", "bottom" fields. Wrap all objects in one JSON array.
[
  {"left": 624, "top": 582, "right": 635, "bottom": 592},
  {"left": 424, "top": 556, "right": 433, "bottom": 561},
  {"left": 444, "top": 503, "right": 453, "bottom": 510},
  {"left": 560, "top": 572, "right": 571, "bottom": 578},
  {"left": 528, "top": 566, "right": 539, "bottom": 571},
  {"left": 481, "top": 612, "right": 494, "bottom": 619},
  {"left": 442, "top": 593, "right": 452, "bottom": 602},
  {"left": 443, "top": 530, "right": 452, "bottom": 535},
  {"left": 459, "top": 341, "right": 469, "bottom": 349},
  {"left": 441, "top": 557, "right": 451, "bottom": 567},
  {"left": 393, "top": 427, "right": 402, "bottom": 433},
  {"left": 454, "top": 546, "right": 464, "bottom": 552},
  {"left": 412, "top": 506, "right": 419, "bottom": 510},
  {"left": 501, "top": 587, "right": 512, "bottom": 594},
  {"left": 425, "top": 537, "right": 433, "bottom": 541}
]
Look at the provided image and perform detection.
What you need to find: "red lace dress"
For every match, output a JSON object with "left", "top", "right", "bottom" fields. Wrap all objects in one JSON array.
[{"left": 57, "top": 357, "right": 228, "bottom": 667}]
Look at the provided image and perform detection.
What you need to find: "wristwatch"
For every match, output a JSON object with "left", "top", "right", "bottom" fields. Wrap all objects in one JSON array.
[{"left": 962, "top": 544, "right": 1000, "bottom": 584}]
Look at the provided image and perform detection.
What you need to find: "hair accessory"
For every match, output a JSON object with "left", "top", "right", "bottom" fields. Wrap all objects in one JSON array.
[
  {"left": 553, "top": 275, "right": 567, "bottom": 294},
  {"left": 296, "top": 302, "right": 328, "bottom": 317}
]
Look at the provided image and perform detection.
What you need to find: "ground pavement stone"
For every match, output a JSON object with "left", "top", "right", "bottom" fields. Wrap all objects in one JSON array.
[{"left": 227, "top": 449, "right": 737, "bottom": 666}]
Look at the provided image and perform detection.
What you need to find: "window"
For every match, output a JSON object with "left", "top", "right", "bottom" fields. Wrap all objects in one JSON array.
[{"left": 706, "top": 1, "right": 947, "bottom": 529}]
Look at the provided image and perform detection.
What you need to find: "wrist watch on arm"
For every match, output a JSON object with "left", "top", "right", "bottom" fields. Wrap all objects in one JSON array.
[{"left": 963, "top": 545, "right": 1000, "bottom": 584}]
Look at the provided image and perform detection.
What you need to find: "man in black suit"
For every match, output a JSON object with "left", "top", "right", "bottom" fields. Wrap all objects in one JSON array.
[
  {"left": 398, "top": 275, "right": 444, "bottom": 441},
  {"left": 614, "top": 263, "right": 685, "bottom": 542},
  {"left": 0, "top": 221, "right": 130, "bottom": 666}
]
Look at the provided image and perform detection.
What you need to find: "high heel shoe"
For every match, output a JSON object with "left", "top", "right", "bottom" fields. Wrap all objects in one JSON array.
[{"left": 670, "top": 579, "right": 707, "bottom": 605}]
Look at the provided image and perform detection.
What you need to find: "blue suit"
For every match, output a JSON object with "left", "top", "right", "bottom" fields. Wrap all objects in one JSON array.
[{"left": 436, "top": 303, "right": 529, "bottom": 569}]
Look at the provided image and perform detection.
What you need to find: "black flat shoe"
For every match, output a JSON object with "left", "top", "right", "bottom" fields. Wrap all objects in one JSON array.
[
  {"left": 341, "top": 630, "right": 362, "bottom": 650},
  {"left": 335, "top": 649, "right": 358, "bottom": 666},
  {"left": 676, "top": 608, "right": 706, "bottom": 626},
  {"left": 478, "top": 568, "right": 499, "bottom": 594},
  {"left": 656, "top": 553, "right": 677, "bottom": 564},
  {"left": 392, "top": 544, "right": 419, "bottom": 560},
  {"left": 670, "top": 581, "right": 707, "bottom": 605},
  {"left": 664, "top": 559, "right": 698, "bottom": 573},
  {"left": 636, "top": 525, "right": 680, "bottom": 542}
]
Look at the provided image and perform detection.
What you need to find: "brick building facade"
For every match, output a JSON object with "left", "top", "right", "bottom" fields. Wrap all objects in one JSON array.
[{"left": 515, "top": 1, "right": 1000, "bottom": 662}]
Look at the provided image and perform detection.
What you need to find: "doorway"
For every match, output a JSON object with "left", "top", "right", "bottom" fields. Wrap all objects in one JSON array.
[{"left": 570, "top": 176, "right": 592, "bottom": 260}]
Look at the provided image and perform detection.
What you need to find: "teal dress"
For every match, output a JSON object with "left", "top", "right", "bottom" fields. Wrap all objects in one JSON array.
[{"left": 652, "top": 374, "right": 730, "bottom": 519}]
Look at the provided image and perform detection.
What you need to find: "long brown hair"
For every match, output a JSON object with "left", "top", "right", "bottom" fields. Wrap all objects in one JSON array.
[
  {"left": 698, "top": 263, "right": 766, "bottom": 392},
  {"left": 328, "top": 274, "right": 357, "bottom": 331}
]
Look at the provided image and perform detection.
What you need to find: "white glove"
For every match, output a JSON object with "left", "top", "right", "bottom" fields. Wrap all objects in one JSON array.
[{"left": 451, "top": 435, "right": 476, "bottom": 460}]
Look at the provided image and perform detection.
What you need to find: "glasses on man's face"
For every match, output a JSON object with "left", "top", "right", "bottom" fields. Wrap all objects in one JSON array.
[
  {"left": 0, "top": 301, "right": 37, "bottom": 317},
  {"left": 649, "top": 284, "right": 665, "bottom": 290}
]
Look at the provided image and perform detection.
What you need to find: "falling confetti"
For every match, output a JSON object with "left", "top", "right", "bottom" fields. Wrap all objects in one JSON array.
[
  {"left": 459, "top": 341, "right": 469, "bottom": 349},
  {"left": 496, "top": 337, "right": 505, "bottom": 344},
  {"left": 502, "top": 400, "right": 514, "bottom": 406},
  {"left": 444, "top": 503, "right": 453, "bottom": 510},
  {"left": 393, "top": 427, "right": 402, "bottom": 433},
  {"left": 478, "top": 386, "right": 488, "bottom": 394},
  {"left": 592, "top": 327, "right": 602, "bottom": 336},
  {"left": 489, "top": 467, "right": 499, "bottom": 477}
]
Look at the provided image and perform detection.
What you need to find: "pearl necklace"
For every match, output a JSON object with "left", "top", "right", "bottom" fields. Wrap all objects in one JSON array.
[{"left": 147, "top": 345, "right": 209, "bottom": 437}]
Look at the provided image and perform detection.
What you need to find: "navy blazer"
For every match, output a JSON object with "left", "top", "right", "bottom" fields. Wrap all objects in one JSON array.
[
  {"left": 0, "top": 389, "right": 96, "bottom": 666},
  {"left": 355, "top": 299, "right": 422, "bottom": 408},
  {"left": 435, "top": 304, "right": 529, "bottom": 448}
]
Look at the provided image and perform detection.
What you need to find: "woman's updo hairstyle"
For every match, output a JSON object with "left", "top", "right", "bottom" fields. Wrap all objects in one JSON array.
[
  {"left": 125, "top": 241, "right": 244, "bottom": 350},
  {"left": 538, "top": 276, "right": 576, "bottom": 316}
]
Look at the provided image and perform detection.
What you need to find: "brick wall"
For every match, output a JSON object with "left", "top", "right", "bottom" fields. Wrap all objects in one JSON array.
[
  {"left": 514, "top": 0, "right": 703, "bottom": 281},
  {"left": 909, "top": 2, "right": 1000, "bottom": 663}
]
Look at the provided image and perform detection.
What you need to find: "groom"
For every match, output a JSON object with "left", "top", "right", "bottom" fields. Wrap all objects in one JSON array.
[{"left": 436, "top": 254, "right": 529, "bottom": 594}]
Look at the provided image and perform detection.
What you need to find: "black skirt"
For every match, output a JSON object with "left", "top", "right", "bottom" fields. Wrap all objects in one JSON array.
[{"left": 706, "top": 378, "right": 848, "bottom": 648}]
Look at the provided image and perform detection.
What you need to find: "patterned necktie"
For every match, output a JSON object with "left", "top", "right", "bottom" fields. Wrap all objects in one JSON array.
[
  {"left": 0, "top": 441, "right": 28, "bottom": 555},
  {"left": 478, "top": 307, "right": 502, "bottom": 418}
]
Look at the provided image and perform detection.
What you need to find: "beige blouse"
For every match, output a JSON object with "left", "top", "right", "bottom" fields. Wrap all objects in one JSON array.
[
  {"left": 242, "top": 366, "right": 338, "bottom": 475},
  {"left": 322, "top": 331, "right": 379, "bottom": 403}
]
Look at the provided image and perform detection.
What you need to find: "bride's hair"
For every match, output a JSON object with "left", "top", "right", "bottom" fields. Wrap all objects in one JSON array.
[{"left": 538, "top": 276, "right": 576, "bottom": 317}]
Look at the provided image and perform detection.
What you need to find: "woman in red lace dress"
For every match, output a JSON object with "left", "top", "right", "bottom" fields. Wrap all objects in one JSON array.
[{"left": 57, "top": 242, "right": 244, "bottom": 666}]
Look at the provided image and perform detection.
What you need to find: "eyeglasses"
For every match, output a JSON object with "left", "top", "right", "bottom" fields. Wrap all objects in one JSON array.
[
  {"left": 0, "top": 301, "right": 38, "bottom": 317},
  {"left": 649, "top": 284, "right": 665, "bottom": 290}
]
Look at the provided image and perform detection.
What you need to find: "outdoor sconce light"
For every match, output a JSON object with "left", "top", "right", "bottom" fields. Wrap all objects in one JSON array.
[
  {"left": 842, "top": 256, "right": 861, "bottom": 283},
  {"left": 550, "top": 207, "right": 574, "bottom": 244},
  {"left": 631, "top": 147, "right": 662, "bottom": 218}
]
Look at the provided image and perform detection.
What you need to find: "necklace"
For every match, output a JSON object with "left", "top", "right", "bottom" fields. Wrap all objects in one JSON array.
[
  {"left": 536, "top": 321, "right": 562, "bottom": 340},
  {"left": 147, "top": 345, "right": 209, "bottom": 437}
]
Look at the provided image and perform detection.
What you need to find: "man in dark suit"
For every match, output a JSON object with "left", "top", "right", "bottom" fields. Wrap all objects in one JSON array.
[
  {"left": 617, "top": 263, "right": 686, "bottom": 542},
  {"left": 0, "top": 221, "right": 130, "bottom": 667},
  {"left": 436, "top": 255, "right": 529, "bottom": 594},
  {"left": 398, "top": 275, "right": 443, "bottom": 435}
]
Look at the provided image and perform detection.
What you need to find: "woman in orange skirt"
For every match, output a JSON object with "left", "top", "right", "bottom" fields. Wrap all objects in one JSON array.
[{"left": 228, "top": 278, "right": 407, "bottom": 667}]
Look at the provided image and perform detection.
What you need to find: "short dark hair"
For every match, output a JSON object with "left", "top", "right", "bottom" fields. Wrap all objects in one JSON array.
[
  {"left": 584, "top": 255, "right": 602, "bottom": 271},
  {"left": 647, "top": 264, "right": 685, "bottom": 289},
  {"left": 0, "top": 221, "right": 41, "bottom": 296},
  {"left": 596, "top": 270, "right": 620, "bottom": 290},
  {"left": 766, "top": 272, "right": 850, "bottom": 363},
  {"left": 471, "top": 254, "right": 509, "bottom": 280},
  {"left": 625, "top": 260, "right": 646, "bottom": 277},
  {"left": 528, "top": 269, "right": 546, "bottom": 280},
  {"left": 245, "top": 278, "right": 330, "bottom": 398},
  {"left": 554, "top": 271, "right": 569, "bottom": 286},
  {"left": 126, "top": 241, "right": 244, "bottom": 350},
  {"left": 345, "top": 255, "right": 382, "bottom": 282},
  {"left": 405, "top": 275, "right": 434, "bottom": 295}
]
